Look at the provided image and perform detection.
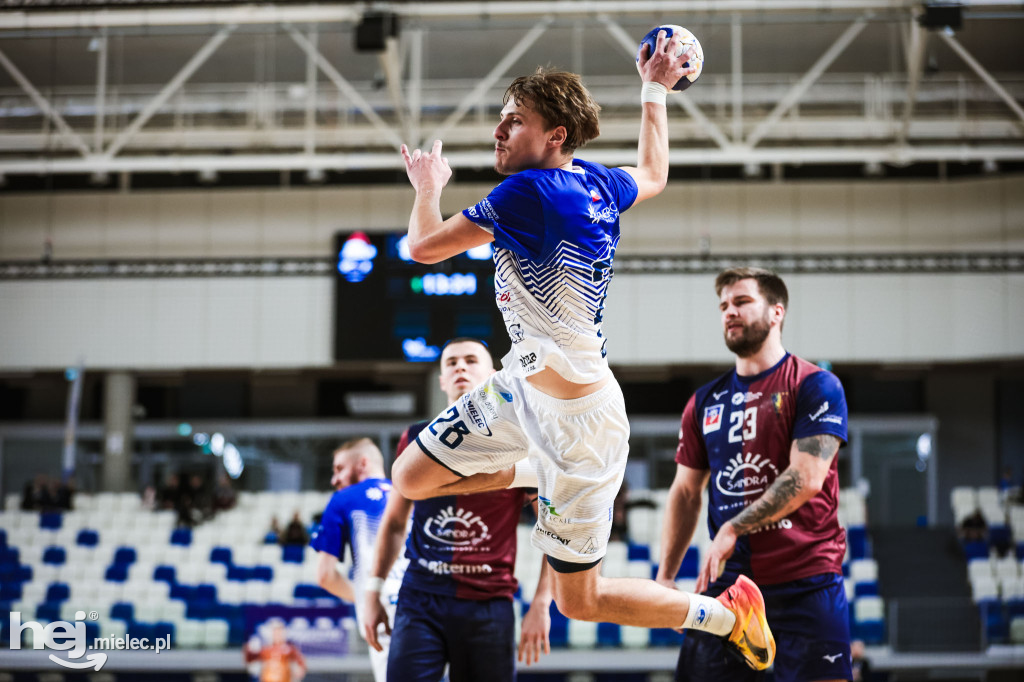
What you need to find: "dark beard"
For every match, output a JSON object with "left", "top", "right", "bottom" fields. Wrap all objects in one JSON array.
[{"left": 724, "top": 316, "right": 771, "bottom": 357}]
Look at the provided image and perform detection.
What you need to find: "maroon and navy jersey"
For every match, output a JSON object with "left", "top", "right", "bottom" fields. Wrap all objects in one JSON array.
[
  {"left": 676, "top": 353, "right": 848, "bottom": 585},
  {"left": 398, "top": 421, "right": 526, "bottom": 601}
]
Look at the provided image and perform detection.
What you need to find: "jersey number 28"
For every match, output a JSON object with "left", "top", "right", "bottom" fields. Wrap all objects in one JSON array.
[{"left": 428, "top": 406, "right": 470, "bottom": 449}]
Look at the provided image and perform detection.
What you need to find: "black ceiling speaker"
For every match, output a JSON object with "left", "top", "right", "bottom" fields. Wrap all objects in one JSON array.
[
  {"left": 355, "top": 12, "right": 399, "bottom": 52},
  {"left": 919, "top": 3, "right": 963, "bottom": 31}
]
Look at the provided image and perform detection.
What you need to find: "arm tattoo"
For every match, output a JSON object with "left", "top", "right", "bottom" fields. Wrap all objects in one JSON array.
[
  {"left": 796, "top": 434, "right": 840, "bottom": 461},
  {"left": 730, "top": 468, "right": 804, "bottom": 535}
]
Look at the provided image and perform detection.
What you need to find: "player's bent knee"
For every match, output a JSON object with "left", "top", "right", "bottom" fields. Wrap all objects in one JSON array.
[{"left": 550, "top": 565, "right": 602, "bottom": 622}]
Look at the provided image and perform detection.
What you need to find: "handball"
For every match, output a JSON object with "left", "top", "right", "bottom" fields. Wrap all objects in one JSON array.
[{"left": 636, "top": 25, "right": 704, "bottom": 92}]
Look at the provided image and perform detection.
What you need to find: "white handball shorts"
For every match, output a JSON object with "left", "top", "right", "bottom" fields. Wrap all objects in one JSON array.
[{"left": 414, "top": 368, "right": 629, "bottom": 566}]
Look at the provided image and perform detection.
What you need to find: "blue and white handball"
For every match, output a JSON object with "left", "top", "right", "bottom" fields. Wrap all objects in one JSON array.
[{"left": 636, "top": 24, "right": 704, "bottom": 92}]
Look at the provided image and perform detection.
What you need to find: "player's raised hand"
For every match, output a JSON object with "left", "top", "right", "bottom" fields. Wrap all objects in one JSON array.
[
  {"left": 637, "top": 30, "right": 698, "bottom": 89},
  {"left": 696, "top": 521, "right": 738, "bottom": 594},
  {"left": 362, "top": 592, "right": 391, "bottom": 652},
  {"left": 401, "top": 139, "right": 452, "bottom": 195}
]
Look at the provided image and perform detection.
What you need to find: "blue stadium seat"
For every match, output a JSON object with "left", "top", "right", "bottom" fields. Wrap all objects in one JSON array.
[
  {"left": 980, "top": 600, "right": 1008, "bottom": 643},
  {"left": 105, "top": 564, "right": 128, "bottom": 582},
  {"left": 84, "top": 621, "right": 100, "bottom": 643},
  {"left": 153, "top": 565, "right": 176, "bottom": 584},
  {"left": 678, "top": 546, "right": 700, "bottom": 578},
  {"left": 847, "top": 526, "right": 869, "bottom": 560},
  {"left": 0, "top": 528, "right": 7, "bottom": 548},
  {"left": 39, "top": 512, "right": 62, "bottom": 530},
  {"left": 0, "top": 547, "right": 19, "bottom": 565},
  {"left": 596, "top": 622, "right": 621, "bottom": 648},
  {"left": 294, "top": 584, "right": 331, "bottom": 600},
  {"left": 35, "top": 602, "right": 60, "bottom": 622},
  {"left": 250, "top": 566, "right": 273, "bottom": 582},
  {"left": 962, "top": 540, "right": 988, "bottom": 561},
  {"left": 42, "top": 546, "right": 67, "bottom": 565},
  {"left": 627, "top": 543, "right": 650, "bottom": 561},
  {"left": 0, "top": 582, "right": 22, "bottom": 601},
  {"left": 281, "top": 544, "right": 305, "bottom": 564},
  {"left": 128, "top": 621, "right": 156, "bottom": 642},
  {"left": 194, "top": 584, "right": 217, "bottom": 603},
  {"left": 228, "top": 615, "right": 247, "bottom": 646},
  {"left": 45, "top": 583, "right": 70, "bottom": 603},
  {"left": 152, "top": 621, "right": 174, "bottom": 642},
  {"left": 76, "top": 529, "right": 99, "bottom": 547},
  {"left": 650, "top": 627, "right": 686, "bottom": 647},
  {"left": 113, "top": 547, "right": 137, "bottom": 565},
  {"left": 169, "top": 527, "right": 192, "bottom": 546},
  {"left": 110, "top": 602, "right": 133, "bottom": 622},
  {"left": 854, "top": 581, "right": 879, "bottom": 598},
  {"left": 169, "top": 584, "right": 195, "bottom": 601},
  {"left": 227, "top": 566, "right": 252, "bottom": 581},
  {"left": 210, "top": 547, "right": 232, "bottom": 565},
  {"left": 186, "top": 601, "right": 217, "bottom": 619},
  {"left": 547, "top": 603, "right": 569, "bottom": 648}
]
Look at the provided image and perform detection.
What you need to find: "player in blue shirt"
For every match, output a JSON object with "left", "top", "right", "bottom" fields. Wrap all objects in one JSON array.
[
  {"left": 311, "top": 438, "right": 407, "bottom": 682},
  {"left": 386, "top": 31, "right": 774, "bottom": 671}
]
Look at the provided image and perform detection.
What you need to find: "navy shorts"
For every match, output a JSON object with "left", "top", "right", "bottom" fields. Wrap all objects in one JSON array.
[
  {"left": 387, "top": 583, "right": 516, "bottom": 682},
  {"left": 675, "top": 573, "right": 852, "bottom": 682}
]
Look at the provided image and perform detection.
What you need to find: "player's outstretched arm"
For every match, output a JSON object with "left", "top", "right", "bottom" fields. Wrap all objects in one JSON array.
[
  {"left": 315, "top": 550, "right": 355, "bottom": 603},
  {"left": 402, "top": 140, "right": 493, "bottom": 264},
  {"left": 621, "top": 30, "right": 697, "bottom": 204},
  {"left": 363, "top": 489, "right": 414, "bottom": 651},
  {"left": 656, "top": 464, "right": 709, "bottom": 591},
  {"left": 696, "top": 434, "right": 841, "bottom": 592},
  {"left": 519, "top": 502, "right": 553, "bottom": 666}
]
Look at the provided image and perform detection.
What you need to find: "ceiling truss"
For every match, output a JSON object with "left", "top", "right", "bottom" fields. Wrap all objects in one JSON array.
[{"left": 0, "top": 1, "right": 1021, "bottom": 179}]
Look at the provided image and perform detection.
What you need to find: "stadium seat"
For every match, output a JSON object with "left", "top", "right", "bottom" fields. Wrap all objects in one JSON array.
[
  {"left": 853, "top": 596, "right": 885, "bottom": 644},
  {"left": 169, "top": 527, "right": 192, "bottom": 546},
  {"left": 1010, "top": 616, "right": 1024, "bottom": 644},
  {"left": 41, "top": 546, "right": 66, "bottom": 565},
  {"left": 620, "top": 625, "right": 649, "bottom": 648},
  {"left": 39, "top": 512, "right": 62, "bottom": 530},
  {"left": 567, "top": 619, "right": 598, "bottom": 648},
  {"left": 203, "top": 619, "right": 230, "bottom": 648},
  {"left": 45, "top": 583, "right": 70, "bottom": 603}
]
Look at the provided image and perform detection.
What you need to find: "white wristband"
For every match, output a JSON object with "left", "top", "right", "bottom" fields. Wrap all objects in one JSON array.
[
  {"left": 641, "top": 82, "right": 668, "bottom": 105},
  {"left": 508, "top": 458, "right": 539, "bottom": 489},
  {"left": 365, "top": 576, "right": 385, "bottom": 593}
]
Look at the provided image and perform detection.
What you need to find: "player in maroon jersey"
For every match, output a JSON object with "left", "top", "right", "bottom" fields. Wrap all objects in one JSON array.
[
  {"left": 658, "top": 267, "right": 851, "bottom": 682},
  {"left": 363, "top": 338, "right": 553, "bottom": 681}
]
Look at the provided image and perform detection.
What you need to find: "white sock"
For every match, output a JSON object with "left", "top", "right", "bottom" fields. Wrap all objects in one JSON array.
[{"left": 680, "top": 595, "right": 736, "bottom": 636}]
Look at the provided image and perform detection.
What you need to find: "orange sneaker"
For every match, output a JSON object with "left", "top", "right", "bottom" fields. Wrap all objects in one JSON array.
[{"left": 715, "top": 574, "right": 776, "bottom": 670}]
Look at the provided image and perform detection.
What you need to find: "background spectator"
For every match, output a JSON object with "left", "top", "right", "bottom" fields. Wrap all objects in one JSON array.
[{"left": 280, "top": 511, "right": 308, "bottom": 546}]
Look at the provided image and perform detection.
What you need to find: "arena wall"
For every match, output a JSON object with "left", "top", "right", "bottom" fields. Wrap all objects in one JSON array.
[{"left": 1, "top": 176, "right": 1022, "bottom": 371}]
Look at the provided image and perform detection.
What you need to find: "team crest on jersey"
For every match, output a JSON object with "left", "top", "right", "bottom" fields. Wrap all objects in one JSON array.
[
  {"left": 423, "top": 506, "right": 490, "bottom": 547},
  {"left": 771, "top": 391, "right": 788, "bottom": 415},
  {"left": 703, "top": 404, "right": 724, "bottom": 434}
]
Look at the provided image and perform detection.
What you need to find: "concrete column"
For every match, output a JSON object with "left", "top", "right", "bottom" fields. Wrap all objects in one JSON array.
[{"left": 102, "top": 371, "right": 135, "bottom": 493}]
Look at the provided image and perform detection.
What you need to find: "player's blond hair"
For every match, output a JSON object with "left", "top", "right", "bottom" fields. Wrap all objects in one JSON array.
[
  {"left": 334, "top": 437, "right": 384, "bottom": 472},
  {"left": 504, "top": 68, "right": 601, "bottom": 154}
]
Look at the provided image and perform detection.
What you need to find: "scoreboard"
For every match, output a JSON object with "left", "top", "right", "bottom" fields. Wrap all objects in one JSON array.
[{"left": 333, "top": 231, "right": 510, "bottom": 363}]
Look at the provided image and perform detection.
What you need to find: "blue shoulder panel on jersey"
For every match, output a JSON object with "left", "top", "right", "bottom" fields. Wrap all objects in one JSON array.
[{"left": 792, "top": 371, "right": 848, "bottom": 443}]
